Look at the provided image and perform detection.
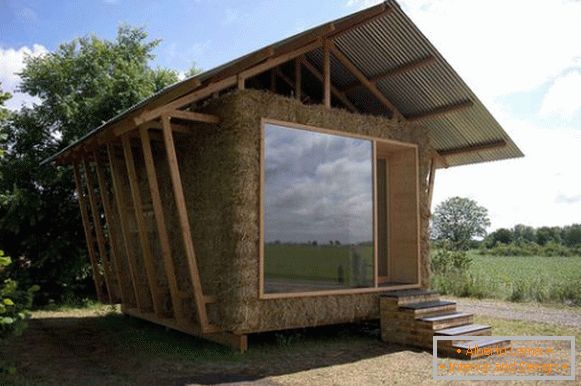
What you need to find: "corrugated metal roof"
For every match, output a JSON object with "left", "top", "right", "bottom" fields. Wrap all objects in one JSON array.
[{"left": 44, "top": 0, "right": 522, "bottom": 167}]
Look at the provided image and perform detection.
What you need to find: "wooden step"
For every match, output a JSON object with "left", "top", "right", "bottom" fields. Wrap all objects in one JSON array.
[
  {"left": 400, "top": 300, "right": 456, "bottom": 316},
  {"left": 436, "top": 324, "right": 491, "bottom": 336},
  {"left": 418, "top": 312, "right": 473, "bottom": 330},
  {"left": 450, "top": 339, "right": 512, "bottom": 359},
  {"left": 380, "top": 289, "right": 439, "bottom": 306}
]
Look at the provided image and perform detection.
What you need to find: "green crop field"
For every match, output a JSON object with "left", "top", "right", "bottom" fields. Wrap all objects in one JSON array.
[
  {"left": 433, "top": 252, "right": 581, "bottom": 305},
  {"left": 264, "top": 244, "right": 373, "bottom": 285}
]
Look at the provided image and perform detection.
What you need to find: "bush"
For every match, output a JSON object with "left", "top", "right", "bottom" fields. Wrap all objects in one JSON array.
[
  {"left": 0, "top": 251, "right": 38, "bottom": 339},
  {"left": 431, "top": 248, "right": 472, "bottom": 275}
]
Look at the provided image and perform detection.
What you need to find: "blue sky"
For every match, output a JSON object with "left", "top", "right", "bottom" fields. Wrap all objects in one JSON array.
[{"left": 1, "top": 0, "right": 580, "bottom": 230}]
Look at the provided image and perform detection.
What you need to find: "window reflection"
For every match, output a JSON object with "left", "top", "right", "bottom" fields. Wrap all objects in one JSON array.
[{"left": 263, "top": 123, "right": 374, "bottom": 293}]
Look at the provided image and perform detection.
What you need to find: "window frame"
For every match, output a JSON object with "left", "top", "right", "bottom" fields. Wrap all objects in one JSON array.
[{"left": 259, "top": 118, "right": 420, "bottom": 299}]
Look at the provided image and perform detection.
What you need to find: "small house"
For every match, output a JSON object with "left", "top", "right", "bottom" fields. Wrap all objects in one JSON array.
[{"left": 45, "top": 1, "right": 522, "bottom": 351}]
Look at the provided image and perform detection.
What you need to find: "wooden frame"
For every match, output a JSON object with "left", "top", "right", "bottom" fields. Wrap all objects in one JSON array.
[
  {"left": 72, "top": 162, "right": 106, "bottom": 302},
  {"left": 258, "top": 118, "right": 420, "bottom": 299}
]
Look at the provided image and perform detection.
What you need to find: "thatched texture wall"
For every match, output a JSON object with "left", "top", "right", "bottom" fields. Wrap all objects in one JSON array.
[{"left": 179, "top": 89, "right": 433, "bottom": 333}]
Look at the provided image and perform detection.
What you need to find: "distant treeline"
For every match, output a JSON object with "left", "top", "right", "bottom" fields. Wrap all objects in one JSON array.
[{"left": 478, "top": 224, "right": 581, "bottom": 257}]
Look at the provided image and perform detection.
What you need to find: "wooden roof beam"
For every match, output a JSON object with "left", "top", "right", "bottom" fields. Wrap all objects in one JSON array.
[
  {"left": 328, "top": 42, "right": 402, "bottom": 119},
  {"left": 437, "top": 139, "right": 507, "bottom": 157},
  {"left": 407, "top": 100, "right": 473, "bottom": 122},
  {"left": 166, "top": 110, "right": 220, "bottom": 124},
  {"left": 327, "top": 3, "right": 390, "bottom": 40},
  {"left": 342, "top": 55, "right": 436, "bottom": 93},
  {"left": 301, "top": 58, "right": 358, "bottom": 113}
]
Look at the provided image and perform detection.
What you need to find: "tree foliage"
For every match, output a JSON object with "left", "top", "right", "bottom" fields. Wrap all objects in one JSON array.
[
  {"left": 432, "top": 197, "right": 491, "bottom": 250},
  {"left": 0, "top": 26, "right": 179, "bottom": 303}
]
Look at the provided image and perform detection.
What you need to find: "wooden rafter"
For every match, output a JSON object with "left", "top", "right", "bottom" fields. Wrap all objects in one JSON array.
[
  {"left": 139, "top": 127, "right": 186, "bottom": 324},
  {"left": 328, "top": 42, "right": 403, "bottom": 119},
  {"left": 327, "top": 3, "right": 390, "bottom": 40},
  {"left": 72, "top": 162, "right": 105, "bottom": 302},
  {"left": 133, "top": 76, "right": 238, "bottom": 127},
  {"left": 107, "top": 144, "right": 148, "bottom": 311},
  {"left": 322, "top": 39, "right": 331, "bottom": 108},
  {"left": 294, "top": 57, "right": 302, "bottom": 100},
  {"left": 342, "top": 56, "right": 435, "bottom": 93},
  {"left": 82, "top": 158, "right": 115, "bottom": 304},
  {"left": 437, "top": 139, "right": 507, "bottom": 157},
  {"left": 121, "top": 135, "right": 166, "bottom": 317},
  {"left": 238, "top": 39, "right": 322, "bottom": 82},
  {"left": 301, "top": 58, "right": 358, "bottom": 113},
  {"left": 160, "top": 115, "right": 220, "bottom": 334},
  {"left": 93, "top": 152, "right": 128, "bottom": 304},
  {"left": 166, "top": 110, "right": 220, "bottom": 124},
  {"left": 407, "top": 100, "right": 473, "bottom": 122}
]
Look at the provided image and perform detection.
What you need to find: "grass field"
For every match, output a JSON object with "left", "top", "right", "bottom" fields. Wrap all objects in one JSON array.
[
  {"left": 433, "top": 252, "right": 581, "bottom": 305},
  {"left": 264, "top": 244, "right": 373, "bottom": 285}
]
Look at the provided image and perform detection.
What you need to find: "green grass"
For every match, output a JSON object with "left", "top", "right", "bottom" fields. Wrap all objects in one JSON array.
[{"left": 432, "top": 252, "right": 581, "bottom": 305}]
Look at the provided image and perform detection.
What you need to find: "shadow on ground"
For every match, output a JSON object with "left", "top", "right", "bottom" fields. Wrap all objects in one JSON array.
[{"left": 0, "top": 310, "right": 420, "bottom": 386}]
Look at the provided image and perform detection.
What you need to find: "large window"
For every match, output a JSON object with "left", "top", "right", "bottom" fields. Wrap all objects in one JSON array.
[
  {"left": 263, "top": 123, "right": 374, "bottom": 293},
  {"left": 261, "top": 120, "right": 420, "bottom": 297}
]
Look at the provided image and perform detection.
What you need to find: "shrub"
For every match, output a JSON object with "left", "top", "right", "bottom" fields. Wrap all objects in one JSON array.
[
  {"left": 431, "top": 248, "right": 472, "bottom": 275},
  {"left": 0, "top": 251, "right": 38, "bottom": 339}
]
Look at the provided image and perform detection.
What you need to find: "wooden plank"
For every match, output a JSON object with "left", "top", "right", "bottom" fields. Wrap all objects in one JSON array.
[
  {"left": 238, "top": 39, "right": 322, "bottom": 81},
  {"left": 322, "top": 39, "right": 331, "bottom": 108},
  {"left": 167, "top": 110, "right": 220, "bottom": 124},
  {"left": 209, "top": 46, "right": 275, "bottom": 84},
  {"left": 329, "top": 42, "right": 402, "bottom": 119},
  {"left": 121, "top": 135, "right": 165, "bottom": 316},
  {"left": 94, "top": 151, "right": 128, "bottom": 305},
  {"left": 427, "top": 157, "right": 437, "bottom": 213},
  {"left": 437, "top": 139, "right": 507, "bottom": 157},
  {"left": 327, "top": 2, "right": 389, "bottom": 40},
  {"left": 237, "top": 74, "right": 245, "bottom": 90},
  {"left": 139, "top": 127, "right": 186, "bottom": 323},
  {"left": 301, "top": 58, "right": 358, "bottom": 112},
  {"left": 295, "top": 57, "right": 302, "bottom": 100},
  {"left": 134, "top": 76, "right": 238, "bottom": 126},
  {"left": 82, "top": 158, "right": 114, "bottom": 304},
  {"left": 407, "top": 100, "right": 473, "bottom": 122},
  {"left": 107, "top": 144, "right": 148, "bottom": 311},
  {"left": 160, "top": 115, "right": 216, "bottom": 334},
  {"left": 72, "top": 162, "right": 105, "bottom": 302},
  {"left": 342, "top": 56, "right": 436, "bottom": 93}
]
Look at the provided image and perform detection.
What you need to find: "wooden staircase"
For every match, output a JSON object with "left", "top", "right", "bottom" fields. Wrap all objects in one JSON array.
[{"left": 380, "top": 289, "right": 510, "bottom": 359}]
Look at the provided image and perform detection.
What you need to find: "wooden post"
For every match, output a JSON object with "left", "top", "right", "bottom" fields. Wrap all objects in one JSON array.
[
  {"left": 73, "top": 162, "right": 105, "bottom": 302},
  {"left": 160, "top": 114, "right": 216, "bottom": 333},
  {"left": 323, "top": 40, "right": 331, "bottom": 108},
  {"left": 427, "top": 157, "right": 437, "bottom": 214},
  {"left": 139, "top": 126, "right": 186, "bottom": 323},
  {"left": 94, "top": 151, "right": 129, "bottom": 305},
  {"left": 270, "top": 69, "right": 277, "bottom": 92},
  {"left": 295, "top": 57, "right": 302, "bottom": 101},
  {"left": 81, "top": 158, "right": 114, "bottom": 304},
  {"left": 121, "top": 135, "right": 165, "bottom": 317},
  {"left": 107, "top": 144, "right": 148, "bottom": 311}
]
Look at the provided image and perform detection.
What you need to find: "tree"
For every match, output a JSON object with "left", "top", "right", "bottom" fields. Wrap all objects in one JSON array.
[
  {"left": 487, "top": 228, "right": 513, "bottom": 246},
  {"left": 535, "top": 226, "right": 561, "bottom": 246},
  {"left": 0, "top": 26, "right": 179, "bottom": 303},
  {"left": 432, "top": 197, "right": 491, "bottom": 250},
  {"left": 562, "top": 224, "right": 581, "bottom": 247},
  {"left": 512, "top": 224, "right": 536, "bottom": 243}
]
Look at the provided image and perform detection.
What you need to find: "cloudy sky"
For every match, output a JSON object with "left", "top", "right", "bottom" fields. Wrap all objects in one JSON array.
[{"left": 1, "top": 0, "right": 580, "bottom": 230}]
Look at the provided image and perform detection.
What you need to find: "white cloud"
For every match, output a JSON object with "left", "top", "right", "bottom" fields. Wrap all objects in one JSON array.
[
  {"left": 395, "top": 0, "right": 581, "bottom": 103},
  {"left": 540, "top": 70, "right": 581, "bottom": 118},
  {"left": 432, "top": 108, "right": 581, "bottom": 230},
  {"left": 0, "top": 44, "right": 48, "bottom": 110},
  {"left": 222, "top": 8, "right": 239, "bottom": 26}
]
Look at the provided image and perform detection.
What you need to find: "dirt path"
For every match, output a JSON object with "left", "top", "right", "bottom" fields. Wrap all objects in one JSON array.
[{"left": 451, "top": 296, "right": 581, "bottom": 328}]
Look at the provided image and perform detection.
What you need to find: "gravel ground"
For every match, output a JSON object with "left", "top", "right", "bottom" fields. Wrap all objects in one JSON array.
[{"left": 451, "top": 297, "right": 581, "bottom": 328}]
